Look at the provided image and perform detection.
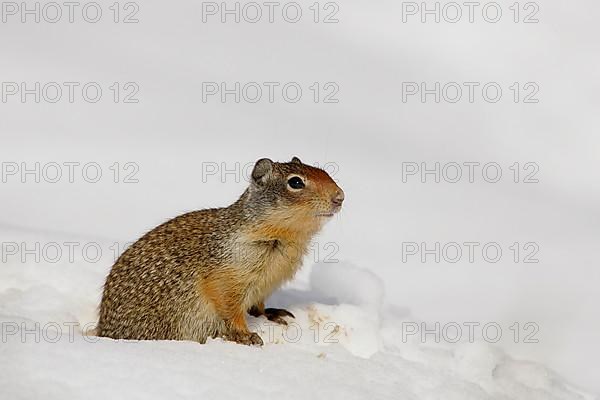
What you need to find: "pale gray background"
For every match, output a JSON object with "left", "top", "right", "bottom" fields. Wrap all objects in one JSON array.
[{"left": 1, "top": 0, "right": 599, "bottom": 393}]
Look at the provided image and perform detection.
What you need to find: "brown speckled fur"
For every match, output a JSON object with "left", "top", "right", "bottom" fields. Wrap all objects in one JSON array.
[{"left": 97, "top": 157, "right": 344, "bottom": 345}]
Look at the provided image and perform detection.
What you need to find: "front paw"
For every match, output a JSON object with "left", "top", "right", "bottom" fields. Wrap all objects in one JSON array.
[
  {"left": 264, "top": 308, "right": 295, "bottom": 325},
  {"left": 223, "top": 330, "right": 263, "bottom": 346}
]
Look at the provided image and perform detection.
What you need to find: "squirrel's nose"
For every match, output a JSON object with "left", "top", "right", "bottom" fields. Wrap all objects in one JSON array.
[{"left": 332, "top": 189, "right": 345, "bottom": 206}]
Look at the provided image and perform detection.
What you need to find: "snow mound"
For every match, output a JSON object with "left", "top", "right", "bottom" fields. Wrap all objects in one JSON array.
[{"left": 0, "top": 236, "right": 594, "bottom": 400}]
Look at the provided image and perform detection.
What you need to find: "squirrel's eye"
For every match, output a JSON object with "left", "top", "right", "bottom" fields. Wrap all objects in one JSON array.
[{"left": 287, "top": 176, "right": 305, "bottom": 190}]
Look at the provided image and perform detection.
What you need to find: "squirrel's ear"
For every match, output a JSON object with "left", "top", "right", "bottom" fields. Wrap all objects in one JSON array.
[
  {"left": 291, "top": 156, "right": 302, "bottom": 164},
  {"left": 251, "top": 158, "right": 274, "bottom": 185}
]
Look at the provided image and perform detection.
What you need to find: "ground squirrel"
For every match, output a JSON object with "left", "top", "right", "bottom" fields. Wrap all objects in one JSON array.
[{"left": 97, "top": 157, "right": 344, "bottom": 346}]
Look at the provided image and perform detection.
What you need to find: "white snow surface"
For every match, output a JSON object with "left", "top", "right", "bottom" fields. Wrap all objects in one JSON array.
[
  {"left": 0, "top": 231, "right": 594, "bottom": 400},
  {"left": 1, "top": 0, "right": 600, "bottom": 397}
]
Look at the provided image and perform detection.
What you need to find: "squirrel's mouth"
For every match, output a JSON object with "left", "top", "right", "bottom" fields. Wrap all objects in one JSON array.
[
  {"left": 315, "top": 205, "right": 341, "bottom": 218},
  {"left": 315, "top": 212, "right": 335, "bottom": 217}
]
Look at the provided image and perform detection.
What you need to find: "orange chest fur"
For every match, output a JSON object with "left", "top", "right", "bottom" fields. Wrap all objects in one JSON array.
[{"left": 234, "top": 234, "right": 311, "bottom": 307}]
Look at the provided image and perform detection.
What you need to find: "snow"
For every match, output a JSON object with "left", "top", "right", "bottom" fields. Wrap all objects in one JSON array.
[
  {"left": 1, "top": 0, "right": 599, "bottom": 397},
  {"left": 0, "top": 230, "right": 594, "bottom": 400}
]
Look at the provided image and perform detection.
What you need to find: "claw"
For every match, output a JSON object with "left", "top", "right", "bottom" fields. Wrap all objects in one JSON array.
[
  {"left": 268, "top": 315, "right": 288, "bottom": 326},
  {"left": 264, "top": 308, "right": 295, "bottom": 325},
  {"left": 223, "top": 331, "right": 263, "bottom": 346}
]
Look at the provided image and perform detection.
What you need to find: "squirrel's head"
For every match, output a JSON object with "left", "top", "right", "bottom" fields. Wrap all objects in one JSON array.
[{"left": 246, "top": 157, "right": 344, "bottom": 231}]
